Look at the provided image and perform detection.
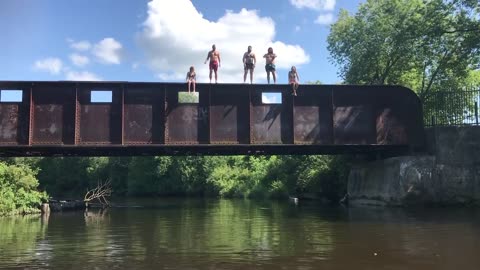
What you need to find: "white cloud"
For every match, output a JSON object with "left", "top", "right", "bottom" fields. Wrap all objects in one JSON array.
[
  {"left": 290, "top": 0, "right": 336, "bottom": 11},
  {"left": 295, "top": 25, "right": 301, "bottom": 32},
  {"left": 138, "top": 0, "right": 309, "bottom": 83},
  {"left": 65, "top": 71, "right": 102, "bottom": 81},
  {"left": 314, "top": 13, "right": 334, "bottom": 25},
  {"left": 69, "top": 53, "right": 90, "bottom": 67},
  {"left": 93, "top": 38, "right": 123, "bottom": 64},
  {"left": 69, "top": 40, "right": 92, "bottom": 51},
  {"left": 33, "top": 58, "right": 63, "bottom": 75}
]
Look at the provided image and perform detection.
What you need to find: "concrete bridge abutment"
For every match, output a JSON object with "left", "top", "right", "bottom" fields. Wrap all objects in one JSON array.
[{"left": 348, "top": 126, "right": 480, "bottom": 206}]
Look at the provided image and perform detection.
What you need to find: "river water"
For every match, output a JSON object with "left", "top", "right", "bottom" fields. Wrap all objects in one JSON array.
[{"left": 1, "top": 199, "right": 479, "bottom": 270}]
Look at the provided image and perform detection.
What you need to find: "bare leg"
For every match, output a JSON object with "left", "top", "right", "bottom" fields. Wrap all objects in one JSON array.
[
  {"left": 244, "top": 69, "right": 247, "bottom": 83},
  {"left": 249, "top": 69, "right": 253, "bottom": 84},
  {"left": 272, "top": 71, "right": 277, "bottom": 84},
  {"left": 193, "top": 81, "right": 196, "bottom": 92},
  {"left": 266, "top": 71, "right": 270, "bottom": 84},
  {"left": 209, "top": 69, "right": 213, "bottom": 83},
  {"left": 188, "top": 81, "right": 191, "bottom": 93},
  {"left": 214, "top": 70, "right": 218, "bottom": 83}
]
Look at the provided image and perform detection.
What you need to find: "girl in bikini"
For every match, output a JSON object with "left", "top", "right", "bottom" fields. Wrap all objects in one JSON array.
[
  {"left": 288, "top": 66, "right": 300, "bottom": 96},
  {"left": 186, "top": 66, "right": 196, "bottom": 93}
]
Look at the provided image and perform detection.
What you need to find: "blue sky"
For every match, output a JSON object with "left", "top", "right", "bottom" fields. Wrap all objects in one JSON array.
[{"left": 0, "top": 0, "right": 364, "bottom": 84}]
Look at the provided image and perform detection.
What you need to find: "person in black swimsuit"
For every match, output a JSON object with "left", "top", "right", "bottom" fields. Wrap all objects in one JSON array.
[{"left": 243, "top": 46, "right": 256, "bottom": 84}]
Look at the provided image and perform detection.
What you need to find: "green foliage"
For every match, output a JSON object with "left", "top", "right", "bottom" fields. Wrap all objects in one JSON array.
[
  {"left": 0, "top": 162, "right": 48, "bottom": 216},
  {"left": 22, "top": 154, "right": 350, "bottom": 202},
  {"left": 328, "top": 0, "right": 480, "bottom": 99}
]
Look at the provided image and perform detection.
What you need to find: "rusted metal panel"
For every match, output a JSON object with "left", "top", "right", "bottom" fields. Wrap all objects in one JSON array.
[
  {"left": 78, "top": 83, "right": 122, "bottom": 144},
  {"left": 0, "top": 104, "right": 21, "bottom": 144},
  {"left": 376, "top": 108, "right": 408, "bottom": 144},
  {"left": 124, "top": 84, "right": 165, "bottom": 144},
  {"left": 0, "top": 84, "right": 30, "bottom": 145},
  {"left": 251, "top": 87, "right": 293, "bottom": 144},
  {"left": 31, "top": 83, "right": 75, "bottom": 145},
  {"left": 209, "top": 84, "right": 249, "bottom": 144},
  {"left": 165, "top": 84, "right": 209, "bottom": 144},
  {"left": 372, "top": 86, "right": 424, "bottom": 147},
  {"left": 333, "top": 87, "right": 376, "bottom": 144},
  {"left": 293, "top": 86, "right": 333, "bottom": 144}
]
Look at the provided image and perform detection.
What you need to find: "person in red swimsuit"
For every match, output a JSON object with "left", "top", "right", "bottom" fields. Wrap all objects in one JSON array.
[{"left": 204, "top": 44, "right": 221, "bottom": 83}]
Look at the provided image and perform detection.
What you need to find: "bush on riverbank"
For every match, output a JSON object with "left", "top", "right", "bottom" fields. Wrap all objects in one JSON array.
[
  {"left": 5, "top": 155, "right": 350, "bottom": 203},
  {"left": 0, "top": 162, "right": 48, "bottom": 216}
]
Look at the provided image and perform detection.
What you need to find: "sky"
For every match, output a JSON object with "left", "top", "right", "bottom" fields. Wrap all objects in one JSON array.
[{"left": 0, "top": 0, "right": 364, "bottom": 85}]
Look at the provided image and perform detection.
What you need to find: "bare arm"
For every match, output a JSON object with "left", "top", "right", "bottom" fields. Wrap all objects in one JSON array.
[
  {"left": 242, "top": 53, "right": 246, "bottom": 65},
  {"left": 253, "top": 54, "right": 257, "bottom": 65},
  {"left": 218, "top": 52, "right": 221, "bottom": 66},
  {"left": 204, "top": 52, "right": 210, "bottom": 64},
  {"left": 296, "top": 72, "right": 300, "bottom": 81}
]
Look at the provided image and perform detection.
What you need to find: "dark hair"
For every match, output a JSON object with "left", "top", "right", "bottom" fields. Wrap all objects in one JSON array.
[
  {"left": 268, "top": 47, "right": 273, "bottom": 53},
  {"left": 190, "top": 66, "right": 194, "bottom": 72}
]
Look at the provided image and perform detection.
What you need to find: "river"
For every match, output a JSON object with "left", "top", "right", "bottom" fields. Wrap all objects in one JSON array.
[{"left": 1, "top": 199, "right": 479, "bottom": 269}]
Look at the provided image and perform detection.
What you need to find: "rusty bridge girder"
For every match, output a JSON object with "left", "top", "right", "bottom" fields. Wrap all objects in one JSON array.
[{"left": 0, "top": 81, "right": 425, "bottom": 156}]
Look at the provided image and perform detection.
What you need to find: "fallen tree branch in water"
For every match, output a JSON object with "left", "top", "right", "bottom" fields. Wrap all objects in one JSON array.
[{"left": 84, "top": 179, "right": 112, "bottom": 208}]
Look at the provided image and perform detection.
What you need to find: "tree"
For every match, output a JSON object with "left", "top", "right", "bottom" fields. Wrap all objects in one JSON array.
[
  {"left": 0, "top": 162, "right": 48, "bottom": 216},
  {"left": 328, "top": 0, "right": 480, "bottom": 100}
]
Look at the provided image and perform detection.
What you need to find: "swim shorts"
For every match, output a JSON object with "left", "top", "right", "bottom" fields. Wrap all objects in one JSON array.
[
  {"left": 209, "top": 61, "right": 219, "bottom": 71},
  {"left": 265, "top": 63, "right": 276, "bottom": 72},
  {"left": 244, "top": 63, "right": 254, "bottom": 70}
]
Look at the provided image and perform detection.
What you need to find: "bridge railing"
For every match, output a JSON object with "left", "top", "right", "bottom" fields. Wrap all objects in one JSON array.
[{"left": 423, "top": 88, "right": 480, "bottom": 127}]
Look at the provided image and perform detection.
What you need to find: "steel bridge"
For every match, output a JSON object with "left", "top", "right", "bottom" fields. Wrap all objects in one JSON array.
[{"left": 0, "top": 81, "right": 425, "bottom": 156}]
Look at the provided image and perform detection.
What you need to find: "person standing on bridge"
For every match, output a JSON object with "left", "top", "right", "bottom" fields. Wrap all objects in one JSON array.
[
  {"left": 204, "top": 44, "right": 221, "bottom": 83},
  {"left": 288, "top": 66, "right": 300, "bottom": 96},
  {"left": 186, "top": 66, "right": 196, "bottom": 93},
  {"left": 243, "top": 45, "right": 256, "bottom": 84},
  {"left": 263, "top": 47, "right": 277, "bottom": 84}
]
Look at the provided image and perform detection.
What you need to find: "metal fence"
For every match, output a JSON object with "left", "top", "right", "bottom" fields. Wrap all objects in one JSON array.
[{"left": 423, "top": 89, "right": 480, "bottom": 127}]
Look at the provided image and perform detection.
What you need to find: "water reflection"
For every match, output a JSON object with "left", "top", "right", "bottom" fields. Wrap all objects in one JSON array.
[{"left": 0, "top": 200, "right": 480, "bottom": 269}]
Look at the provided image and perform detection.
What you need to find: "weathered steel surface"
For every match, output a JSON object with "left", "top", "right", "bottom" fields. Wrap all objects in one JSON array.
[
  {"left": 165, "top": 84, "right": 209, "bottom": 144},
  {"left": 209, "top": 84, "right": 249, "bottom": 144},
  {"left": 0, "top": 84, "right": 29, "bottom": 145},
  {"left": 124, "top": 84, "right": 164, "bottom": 144},
  {"left": 0, "top": 81, "right": 425, "bottom": 156},
  {"left": 78, "top": 83, "right": 122, "bottom": 144},
  {"left": 31, "top": 83, "right": 75, "bottom": 145},
  {"left": 251, "top": 87, "right": 293, "bottom": 144},
  {"left": 333, "top": 87, "right": 376, "bottom": 144},
  {"left": 293, "top": 86, "right": 333, "bottom": 144}
]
